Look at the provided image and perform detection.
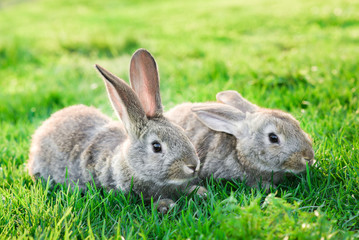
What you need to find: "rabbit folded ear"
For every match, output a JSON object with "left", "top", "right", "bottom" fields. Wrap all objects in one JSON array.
[
  {"left": 95, "top": 64, "right": 147, "bottom": 137},
  {"left": 192, "top": 104, "right": 246, "bottom": 138},
  {"left": 216, "top": 90, "right": 259, "bottom": 113},
  {"left": 129, "top": 49, "right": 163, "bottom": 118}
]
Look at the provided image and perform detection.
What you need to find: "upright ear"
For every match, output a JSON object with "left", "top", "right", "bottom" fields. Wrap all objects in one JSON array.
[
  {"left": 129, "top": 49, "right": 162, "bottom": 118},
  {"left": 191, "top": 103, "right": 246, "bottom": 138},
  {"left": 216, "top": 90, "right": 259, "bottom": 113},
  {"left": 95, "top": 64, "right": 147, "bottom": 137}
]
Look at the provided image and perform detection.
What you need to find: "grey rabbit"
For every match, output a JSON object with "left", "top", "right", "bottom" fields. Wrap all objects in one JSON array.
[
  {"left": 165, "top": 90, "right": 315, "bottom": 190},
  {"left": 28, "top": 49, "right": 206, "bottom": 213}
]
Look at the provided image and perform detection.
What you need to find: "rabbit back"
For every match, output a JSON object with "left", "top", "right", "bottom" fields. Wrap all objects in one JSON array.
[{"left": 28, "top": 104, "right": 126, "bottom": 189}]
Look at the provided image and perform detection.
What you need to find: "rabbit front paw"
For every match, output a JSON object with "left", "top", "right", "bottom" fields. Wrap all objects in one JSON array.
[
  {"left": 188, "top": 185, "right": 208, "bottom": 199},
  {"left": 156, "top": 198, "right": 175, "bottom": 214}
]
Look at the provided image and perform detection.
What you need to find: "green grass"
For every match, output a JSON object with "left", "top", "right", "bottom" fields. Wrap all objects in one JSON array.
[{"left": 0, "top": 0, "right": 358, "bottom": 238}]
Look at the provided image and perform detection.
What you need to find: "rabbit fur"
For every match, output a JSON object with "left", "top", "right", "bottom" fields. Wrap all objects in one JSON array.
[
  {"left": 28, "top": 49, "right": 206, "bottom": 213},
  {"left": 165, "top": 90, "right": 315, "bottom": 189}
]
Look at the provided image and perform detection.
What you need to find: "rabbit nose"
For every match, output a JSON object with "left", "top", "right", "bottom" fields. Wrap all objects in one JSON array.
[
  {"left": 303, "top": 148, "right": 314, "bottom": 161},
  {"left": 183, "top": 164, "right": 199, "bottom": 175},
  {"left": 187, "top": 165, "right": 196, "bottom": 172},
  {"left": 303, "top": 148, "right": 315, "bottom": 166},
  {"left": 187, "top": 165, "right": 197, "bottom": 172},
  {"left": 304, "top": 158, "right": 315, "bottom": 167}
]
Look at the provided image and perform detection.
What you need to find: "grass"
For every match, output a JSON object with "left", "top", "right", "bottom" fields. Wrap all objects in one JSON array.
[{"left": 0, "top": 0, "right": 358, "bottom": 238}]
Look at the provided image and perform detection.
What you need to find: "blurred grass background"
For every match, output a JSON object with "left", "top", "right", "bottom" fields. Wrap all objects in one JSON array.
[{"left": 0, "top": 0, "right": 358, "bottom": 238}]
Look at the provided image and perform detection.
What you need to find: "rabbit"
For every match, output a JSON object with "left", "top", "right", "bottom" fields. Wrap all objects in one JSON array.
[
  {"left": 28, "top": 49, "right": 206, "bottom": 214},
  {"left": 165, "top": 90, "right": 315, "bottom": 190}
]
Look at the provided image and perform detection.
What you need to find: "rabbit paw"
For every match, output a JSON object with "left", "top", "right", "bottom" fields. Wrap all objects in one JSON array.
[
  {"left": 156, "top": 198, "right": 175, "bottom": 214},
  {"left": 189, "top": 185, "right": 208, "bottom": 199}
]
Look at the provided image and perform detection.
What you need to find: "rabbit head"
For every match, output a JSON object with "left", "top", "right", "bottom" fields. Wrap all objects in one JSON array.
[
  {"left": 191, "top": 90, "right": 314, "bottom": 174},
  {"left": 95, "top": 49, "right": 200, "bottom": 187}
]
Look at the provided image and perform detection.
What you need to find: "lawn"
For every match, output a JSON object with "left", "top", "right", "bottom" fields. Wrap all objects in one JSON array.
[{"left": 0, "top": 0, "right": 358, "bottom": 239}]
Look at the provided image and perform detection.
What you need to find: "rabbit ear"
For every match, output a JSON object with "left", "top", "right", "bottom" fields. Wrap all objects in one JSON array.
[
  {"left": 216, "top": 90, "right": 259, "bottom": 113},
  {"left": 95, "top": 64, "right": 147, "bottom": 137},
  {"left": 129, "top": 49, "right": 162, "bottom": 118},
  {"left": 192, "top": 104, "right": 246, "bottom": 138}
]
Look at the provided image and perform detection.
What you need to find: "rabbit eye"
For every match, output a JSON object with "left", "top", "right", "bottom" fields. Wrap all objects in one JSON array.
[
  {"left": 268, "top": 133, "right": 279, "bottom": 144},
  {"left": 152, "top": 141, "right": 162, "bottom": 153}
]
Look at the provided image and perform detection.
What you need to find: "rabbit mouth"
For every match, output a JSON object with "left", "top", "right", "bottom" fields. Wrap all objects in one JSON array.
[
  {"left": 285, "top": 159, "right": 314, "bottom": 173},
  {"left": 281, "top": 155, "right": 315, "bottom": 173},
  {"left": 165, "top": 168, "right": 198, "bottom": 186},
  {"left": 166, "top": 177, "right": 196, "bottom": 186},
  {"left": 167, "top": 161, "right": 199, "bottom": 184}
]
